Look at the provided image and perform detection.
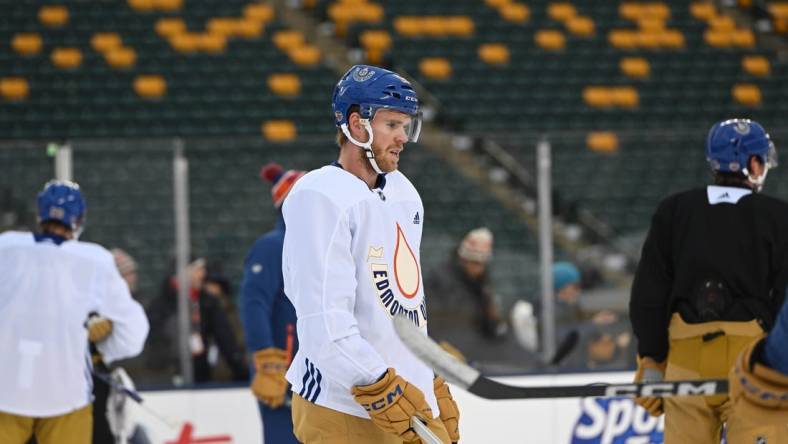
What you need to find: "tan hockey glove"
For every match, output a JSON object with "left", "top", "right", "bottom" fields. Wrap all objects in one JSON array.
[
  {"left": 433, "top": 376, "right": 460, "bottom": 443},
  {"left": 730, "top": 336, "right": 788, "bottom": 410},
  {"left": 86, "top": 314, "right": 113, "bottom": 343},
  {"left": 633, "top": 356, "right": 666, "bottom": 416},
  {"left": 251, "top": 347, "right": 289, "bottom": 408},
  {"left": 352, "top": 368, "right": 433, "bottom": 442}
]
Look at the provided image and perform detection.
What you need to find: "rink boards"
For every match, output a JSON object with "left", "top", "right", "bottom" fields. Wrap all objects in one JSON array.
[{"left": 129, "top": 370, "right": 663, "bottom": 443}]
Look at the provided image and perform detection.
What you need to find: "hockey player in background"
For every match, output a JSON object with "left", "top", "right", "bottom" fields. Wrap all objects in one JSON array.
[
  {"left": 630, "top": 119, "right": 788, "bottom": 443},
  {"left": 728, "top": 295, "right": 788, "bottom": 443},
  {"left": 281, "top": 65, "right": 459, "bottom": 443},
  {"left": 0, "top": 180, "right": 149, "bottom": 444},
  {"left": 239, "top": 162, "right": 304, "bottom": 444}
]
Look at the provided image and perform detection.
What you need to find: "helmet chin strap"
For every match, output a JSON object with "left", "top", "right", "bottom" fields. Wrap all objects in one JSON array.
[{"left": 340, "top": 120, "right": 384, "bottom": 175}]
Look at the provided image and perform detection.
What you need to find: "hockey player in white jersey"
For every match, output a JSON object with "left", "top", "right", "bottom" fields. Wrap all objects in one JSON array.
[
  {"left": 282, "top": 65, "right": 459, "bottom": 444},
  {"left": 0, "top": 180, "right": 149, "bottom": 444}
]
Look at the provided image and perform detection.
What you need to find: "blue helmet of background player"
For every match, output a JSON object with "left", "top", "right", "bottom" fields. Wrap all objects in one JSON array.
[
  {"left": 706, "top": 118, "right": 777, "bottom": 190},
  {"left": 37, "top": 180, "right": 86, "bottom": 237},
  {"left": 332, "top": 65, "right": 421, "bottom": 173}
]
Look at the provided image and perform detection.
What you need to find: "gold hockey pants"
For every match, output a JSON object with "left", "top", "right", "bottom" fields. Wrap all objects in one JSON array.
[
  {"left": 664, "top": 313, "right": 762, "bottom": 443},
  {"left": 0, "top": 404, "right": 92, "bottom": 444}
]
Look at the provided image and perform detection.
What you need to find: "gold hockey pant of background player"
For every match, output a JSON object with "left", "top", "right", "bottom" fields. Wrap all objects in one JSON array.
[
  {"left": 292, "top": 393, "right": 451, "bottom": 444},
  {"left": 663, "top": 313, "right": 762, "bottom": 444},
  {"left": 0, "top": 404, "right": 92, "bottom": 444}
]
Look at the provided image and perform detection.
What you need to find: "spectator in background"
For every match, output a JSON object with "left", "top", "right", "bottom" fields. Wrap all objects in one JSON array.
[
  {"left": 553, "top": 261, "right": 583, "bottom": 330},
  {"left": 147, "top": 257, "right": 247, "bottom": 383},
  {"left": 239, "top": 162, "right": 303, "bottom": 444},
  {"left": 426, "top": 227, "right": 533, "bottom": 372}
]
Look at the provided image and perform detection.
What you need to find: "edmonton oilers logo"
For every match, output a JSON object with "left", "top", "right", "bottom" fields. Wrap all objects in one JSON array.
[
  {"left": 734, "top": 120, "right": 751, "bottom": 135},
  {"left": 353, "top": 66, "right": 375, "bottom": 82}
]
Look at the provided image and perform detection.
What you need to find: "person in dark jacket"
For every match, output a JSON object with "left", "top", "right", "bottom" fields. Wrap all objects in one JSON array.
[
  {"left": 239, "top": 162, "right": 303, "bottom": 444},
  {"left": 630, "top": 118, "right": 788, "bottom": 443}
]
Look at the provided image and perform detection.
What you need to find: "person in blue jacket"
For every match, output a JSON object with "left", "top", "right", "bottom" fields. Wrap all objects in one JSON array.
[{"left": 240, "top": 162, "right": 304, "bottom": 444}]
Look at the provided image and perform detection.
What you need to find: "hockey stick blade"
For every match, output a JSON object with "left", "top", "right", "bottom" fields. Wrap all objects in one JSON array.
[{"left": 393, "top": 316, "right": 728, "bottom": 400}]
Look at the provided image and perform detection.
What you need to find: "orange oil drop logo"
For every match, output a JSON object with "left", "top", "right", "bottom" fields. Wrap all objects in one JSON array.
[{"left": 394, "top": 223, "right": 420, "bottom": 299}]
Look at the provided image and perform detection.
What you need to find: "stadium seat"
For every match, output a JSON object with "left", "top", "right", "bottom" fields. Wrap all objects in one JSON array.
[
  {"left": 50, "top": 48, "right": 83, "bottom": 69},
  {"left": 134, "top": 75, "right": 167, "bottom": 99},
  {"left": 262, "top": 120, "right": 297, "bottom": 141},
  {"left": 742, "top": 55, "right": 770, "bottom": 76},
  {"left": 0, "top": 77, "right": 29, "bottom": 101},
  {"left": 12, "top": 33, "right": 43, "bottom": 56},
  {"left": 38, "top": 5, "right": 69, "bottom": 27}
]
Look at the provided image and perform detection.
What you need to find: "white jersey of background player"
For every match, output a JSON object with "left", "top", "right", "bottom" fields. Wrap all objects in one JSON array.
[
  {"left": 282, "top": 65, "right": 458, "bottom": 444},
  {"left": 0, "top": 180, "right": 148, "bottom": 443}
]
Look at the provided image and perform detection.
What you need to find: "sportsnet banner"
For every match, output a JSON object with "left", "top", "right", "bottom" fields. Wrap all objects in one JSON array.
[{"left": 126, "top": 372, "right": 663, "bottom": 444}]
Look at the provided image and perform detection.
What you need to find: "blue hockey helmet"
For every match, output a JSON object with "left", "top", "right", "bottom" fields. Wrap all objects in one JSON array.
[
  {"left": 332, "top": 65, "right": 421, "bottom": 173},
  {"left": 37, "top": 180, "right": 86, "bottom": 235},
  {"left": 706, "top": 118, "right": 777, "bottom": 174}
]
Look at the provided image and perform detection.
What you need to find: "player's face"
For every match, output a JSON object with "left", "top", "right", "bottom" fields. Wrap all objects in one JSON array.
[{"left": 370, "top": 109, "right": 412, "bottom": 172}]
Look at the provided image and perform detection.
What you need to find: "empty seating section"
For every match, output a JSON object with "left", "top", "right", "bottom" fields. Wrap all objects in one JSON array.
[
  {"left": 0, "top": 1, "right": 338, "bottom": 138},
  {"left": 331, "top": 0, "right": 786, "bottom": 134}
]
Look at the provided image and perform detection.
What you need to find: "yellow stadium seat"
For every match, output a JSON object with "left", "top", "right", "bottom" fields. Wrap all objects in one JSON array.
[
  {"left": 51, "top": 48, "right": 82, "bottom": 69},
  {"left": 358, "top": 3, "right": 385, "bottom": 23},
  {"left": 704, "top": 29, "right": 733, "bottom": 47},
  {"left": 732, "top": 29, "right": 755, "bottom": 47},
  {"left": 0, "top": 77, "right": 30, "bottom": 101},
  {"left": 127, "top": 0, "right": 155, "bottom": 12},
  {"left": 547, "top": 3, "right": 577, "bottom": 22},
  {"left": 134, "top": 75, "right": 167, "bottom": 98},
  {"left": 637, "top": 17, "right": 665, "bottom": 31},
  {"left": 273, "top": 30, "right": 305, "bottom": 51},
  {"left": 612, "top": 86, "right": 639, "bottom": 108},
  {"left": 478, "top": 43, "right": 510, "bottom": 65},
  {"left": 732, "top": 83, "right": 761, "bottom": 106},
  {"left": 586, "top": 132, "right": 619, "bottom": 153},
  {"left": 770, "top": 3, "right": 788, "bottom": 18},
  {"left": 659, "top": 30, "right": 686, "bottom": 47},
  {"left": 620, "top": 2, "right": 670, "bottom": 20},
  {"left": 690, "top": 2, "right": 716, "bottom": 20},
  {"left": 235, "top": 19, "right": 265, "bottom": 38},
  {"left": 583, "top": 87, "right": 614, "bottom": 108},
  {"left": 244, "top": 3, "right": 275, "bottom": 23},
  {"left": 360, "top": 30, "right": 392, "bottom": 51},
  {"left": 708, "top": 16, "right": 736, "bottom": 31},
  {"left": 156, "top": 18, "right": 186, "bottom": 38},
  {"left": 566, "top": 16, "right": 595, "bottom": 36},
  {"left": 394, "top": 17, "right": 421, "bottom": 36},
  {"left": 155, "top": 0, "right": 182, "bottom": 12},
  {"left": 105, "top": 47, "right": 136, "bottom": 68},
  {"left": 268, "top": 73, "right": 301, "bottom": 97},
  {"left": 169, "top": 33, "right": 200, "bottom": 53},
  {"left": 485, "top": 0, "right": 511, "bottom": 7},
  {"left": 39, "top": 5, "right": 69, "bottom": 27},
  {"left": 288, "top": 45, "right": 321, "bottom": 66},
  {"left": 500, "top": 3, "right": 530, "bottom": 23},
  {"left": 419, "top": 57, "right": 452, "bottom": 79},
  {"left": 198, "top": 33, "right": 227, "bottom": 53},
  {"left": 421, "top": 17, "right": 446, "bottom": 37},
  {"left": 742, "top": 55, "right": 770, "bottom": 76},
  {"left": 608, "top": 29, "right": 639, "bottom": 49},
  {"left": 12, "top": 33, "right": 43, "bottom": 56},
  {"left": 91, "top": 33, "right": 123, "bottom": 53},
  {"left": 620, "top": 57, "right": 650, "bottom": 78},
  {"left": 535, "top": 30, "right": 566, "bottom": 50},
  {"left": 207, "top": 18, "right": 237, "bottom": 36},
  {"left": 445, "top": 16, "right": 475, "bottom": 36},
  {"left": 636, "top": 31, "right": 662, "bottom": 48},
  {"left": 262, "top": 120, "right": 297, "bottom": 141}
]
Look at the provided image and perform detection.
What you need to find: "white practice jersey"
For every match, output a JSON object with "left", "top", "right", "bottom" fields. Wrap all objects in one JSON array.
[
  {"left": 282, "top": 164, "right": 437, "bottom": 419},
  {"left": 0, "top": 231, "right": 149, "bottom": 417}
]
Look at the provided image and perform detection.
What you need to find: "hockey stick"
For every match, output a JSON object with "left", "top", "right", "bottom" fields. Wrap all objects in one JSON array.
[
  {"left": 94, "top": 370, "right": 180, "bottom": 429},
  {"left": 411, "top": 417, "right": 443, "bottom": 444},
  {"left": 393, "top": 316, "right": 729, "bottom": 400}
]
